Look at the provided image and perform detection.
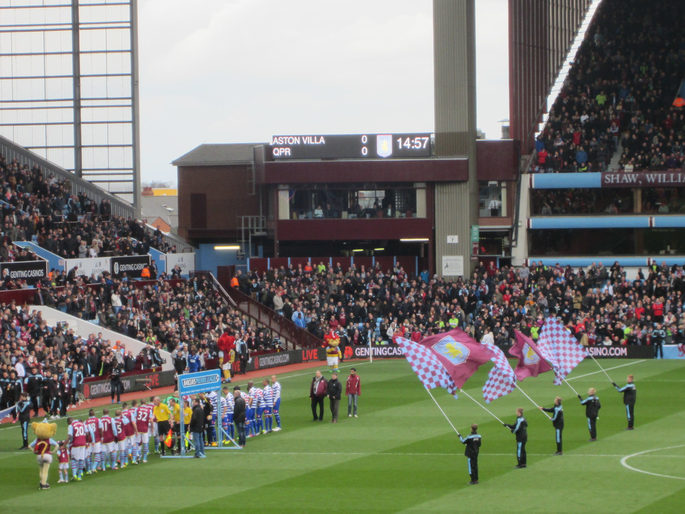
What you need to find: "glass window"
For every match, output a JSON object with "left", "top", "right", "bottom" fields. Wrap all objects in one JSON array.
[{"left": 479, "top": 181, "right": 504, "bottom": 217}]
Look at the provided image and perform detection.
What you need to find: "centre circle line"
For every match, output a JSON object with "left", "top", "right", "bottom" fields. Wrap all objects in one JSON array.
[{"left": 620, "top": 444, "right": 685, "bottom": 481}]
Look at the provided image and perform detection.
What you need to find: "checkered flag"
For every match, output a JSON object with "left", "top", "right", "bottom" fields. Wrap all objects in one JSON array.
[
  {"left": 481, "top": 341, "right": 516, "bottom": 403},
  {"left": 397, "top": 337, "right": 458, "bottom": 397},
  {"left": 538, "top": 317, "right": 588, "bottom": 385}
]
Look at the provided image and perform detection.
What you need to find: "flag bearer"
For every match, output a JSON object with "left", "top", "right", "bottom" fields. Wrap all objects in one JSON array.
[
  {"left": 578, "top": 388, "right": 601, "bottom": 441},
  {"left": 504, "top": 408, "right": 528, "bottom": 468},
  {"left": 459, "top": 424, "right": 481, "bottom": 485},
  {"left": 612, "top": 375, "right": 636, "bottom": 430},
  {"left": 539, "top": 396, "right": 564, "bottom": 455}
]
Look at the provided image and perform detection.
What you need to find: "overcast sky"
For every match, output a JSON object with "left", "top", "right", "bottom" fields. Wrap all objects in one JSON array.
[{"left": 138, "top": 0, "right": 508, "bottom": 184}]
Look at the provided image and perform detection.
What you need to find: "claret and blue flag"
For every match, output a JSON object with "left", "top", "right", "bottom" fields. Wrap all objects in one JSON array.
[
  {"left": 396, "top": 337, "right": 458, "bottom": 396},
  {"left": 537, "top": 317, "right": 587, "bottom": 385},
  {"left": 509, "top": 330, "right": 553, "bottom": 381},
  {"left": 481, "top": 340, "right": 516, "bottom": 403},
  {"left": 407, "top": 329, "right": 495, "bottom": 388}
]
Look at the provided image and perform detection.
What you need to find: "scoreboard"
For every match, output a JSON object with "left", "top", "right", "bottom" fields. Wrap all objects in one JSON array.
[{"left": 268, "top": 133, "right": 432, "bottom": 160}]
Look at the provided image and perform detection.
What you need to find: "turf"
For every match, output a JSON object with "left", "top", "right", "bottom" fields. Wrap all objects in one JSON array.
[{"left": 1, "top": 357, "right": 684, "bottom": 513}]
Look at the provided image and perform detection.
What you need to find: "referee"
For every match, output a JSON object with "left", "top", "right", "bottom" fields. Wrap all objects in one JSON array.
[
  {"left": 153, "top": 396, "right": 171, "bottom": 456},
  {"left": 459, "top": 424, "right": 482, "bottom": 485},
  {"left": 613, "top": 374, "right": 636, "bottom": 430},
  {"left": 540, "top": 396, "right": 564, "bottom": 455}
]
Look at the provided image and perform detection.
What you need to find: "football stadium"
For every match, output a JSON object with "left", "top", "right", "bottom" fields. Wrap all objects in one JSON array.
[{"left": 1, "top": 0, "right": 685, "bottom": 512}]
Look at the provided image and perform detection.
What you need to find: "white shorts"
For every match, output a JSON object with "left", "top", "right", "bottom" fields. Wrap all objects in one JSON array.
[
  {"left": 92, "top": 442, "right": 102, "bottom": 454},
  {"left": 103, "top": 442, "right": 115, "bottom": 453},
  {"left": 71, "top": 446, "right": 85, "bottom": 461},
  {"left": 117, "top": 439, "right": 127, "bottom": 452},
  {"left": 36, "top": 454, "right": 52, "bottom": 465},
  {"left": 138, "top": 432, "right": 149, "bottom": 444},
  {"left": 59, "top": 462, "right": 69, "bottom": 471},
  {"left": 85, "top": 445, "right": 92, "bottom": 457},
  {"left": 327, "top": 356, "right": 339, "bottom": 367}
]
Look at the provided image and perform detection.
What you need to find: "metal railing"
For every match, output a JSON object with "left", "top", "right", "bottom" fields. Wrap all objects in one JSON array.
[{"left": 200, "top": 271, "right": 321, "bottom": 350}]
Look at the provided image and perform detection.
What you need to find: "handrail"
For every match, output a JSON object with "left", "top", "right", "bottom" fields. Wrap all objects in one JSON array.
[
  {"left": 200, "top": 272, "right": 322, "bottom": 350},
  {"left": 207, "top": 272, "right": 237, "bottom": 308}
]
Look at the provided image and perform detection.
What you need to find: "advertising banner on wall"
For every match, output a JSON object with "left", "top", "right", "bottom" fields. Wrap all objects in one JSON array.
[
  {"left": 165, "top": 252, "right": 195, "bottom": 276},
  {"left": 111, "top": 255, "right": 150, "bottom": 278},
  {"left": 82, "top": 369, "right": 175, "bottom": 399},
  {"left": 350, "top": 345, "right": 406, "bottom": 359},
  {"left": 602, "top": 170, "right": 685, "bottom": 188},
  {"left": 662, "top": 344, "right": 685, "bottom": 359},
  {"left": 63, "top": 257, "right": 111, "bottom": 279},
  {"left": 585, "top": 345, "right": 654, "bottom": 359},
  {"left": 0, "top": 260, "right": 47, "bottom": 285}
]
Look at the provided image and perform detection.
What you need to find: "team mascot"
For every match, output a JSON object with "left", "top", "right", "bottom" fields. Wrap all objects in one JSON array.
[
  {"left": 30, "top": 421, "right": 58, "bottom": 490},
  {"left": 324, "top": 330, "right": 342, "bottom": 372}
]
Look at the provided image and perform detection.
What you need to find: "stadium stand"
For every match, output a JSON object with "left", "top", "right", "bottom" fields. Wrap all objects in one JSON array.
[
  {"left": 0, "top": 153, "right": 176, "bottom": 260},
  {"left": 532, "top": 0, "right": 684, "bottom": 173},
  {"left": 237, "top": 260, "right": 685, "bottom": 351}
]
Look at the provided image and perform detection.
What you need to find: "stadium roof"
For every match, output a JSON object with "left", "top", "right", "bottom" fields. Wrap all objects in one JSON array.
[{"left": 172, "top": 143, "right": 260, "bottom": 166}]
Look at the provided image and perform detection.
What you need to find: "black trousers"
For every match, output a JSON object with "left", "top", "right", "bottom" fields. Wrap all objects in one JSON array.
[
  {"left": 60, "top": 394, "right": 69, "bottom": 416},
  {"left": 654, "top": 342, "right": 663, "bottom": 358},
  {"left": 329, "top": 398, "right": 339, "bottom": 421},
  {"left": 111, "top": 380, "right": 122, "bottom": 402},
  {"left": 625, "top": 403, "right": 635, "bottom": 428},
  {"left": 555, "top": 428, "right": 563, "bottom": 453},
  {"left": 516, "top": 440, "right": 527, "bottom": 466},
  {"left": 235, "top": 421, "right": 246, "bottom": 446},
  {"left": 30, "top": 394, "right": 40, "bottom": 416},
  {"left": 311, "top": 396, "right": 324, "bottom": 420},
  {"left": 21, "top": 420, "right": 29, "bottom": 446},
  {"left": 467, "top": 456, "right": 478, "bottom": 482},
  {"left": 158, "top": 420, "right": 171, "bottom": 455},
  {"left": 587, "top": 416, "right": 597, "bottom": 439}
]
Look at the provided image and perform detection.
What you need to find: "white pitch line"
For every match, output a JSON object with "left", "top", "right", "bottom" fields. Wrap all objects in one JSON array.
[
  {"left": 568, "top": 359, "right": 647, "bottom": 381},
  {"left": 238, "top": 450, "right": 634, "bottom": 458},
  {"left": 620, "top": 444, "right": 685, "bottom": 481}
]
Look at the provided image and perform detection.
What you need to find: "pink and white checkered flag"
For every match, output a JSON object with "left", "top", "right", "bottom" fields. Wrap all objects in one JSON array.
[
  {"left": 538, "top": 317, "right": 587, "bottom": 385},
  {"left": 397, "top": 337, "right": 458, "bottom": 397},
  {"left": 481, "top": 341, "right": 516, "bottom": 403}
]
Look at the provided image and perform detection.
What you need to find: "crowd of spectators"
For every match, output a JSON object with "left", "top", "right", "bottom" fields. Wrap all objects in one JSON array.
[
  {"left": 532, "top": 0, "right": 684, "bottom": 174},
  {"left": 236, "top": 259, "right": 685, "bottom": 354},
  {"left": 0, "top": 302, "right": 163, "bottom": 416},
  {"left": 0, "top": 154, "right": 177, "bottom": 261},
  {"left": 531, "top": 187, "right": 685, "bottom": 217},
  {"left": 39, "top": 274, "right": 279, "bottom": 359},
  {"left": 531, "top": 189, "right": 634, "bottom": 216}
]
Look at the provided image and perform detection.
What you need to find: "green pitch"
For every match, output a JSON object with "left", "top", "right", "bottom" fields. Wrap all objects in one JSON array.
[{"left": 1, "top": 358, "right": 684, "bottom": 513}]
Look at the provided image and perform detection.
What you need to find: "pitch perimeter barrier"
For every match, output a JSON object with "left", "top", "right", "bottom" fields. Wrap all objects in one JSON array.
[
  {"left": 343, "top": 343, "right": 654, "bottom": 361},
  {"left": 585, "top": 345, "right": 654, "bottom": 359},
  {"left": 82, "top": 369, "right": 175, "bottom": 399},
  {"left": 662, "top": 344, "right": 685, "bottom": 359}
]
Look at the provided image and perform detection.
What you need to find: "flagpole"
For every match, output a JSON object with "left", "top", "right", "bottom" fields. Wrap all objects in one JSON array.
[
  {"left": 587, "top": 353, "right": 614, "bottom": 383},
  {"left": 425, "top": 388, "right": 461, "bottom": 437},
  {"left": 459, "top": 388, "right": 505, "bottom": 425},
  {"left": 514, "top": 383, "right": 551, "bottom": 419},
  {"left": 559, "top": 375, "right": 580, "bottom": 396}
]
